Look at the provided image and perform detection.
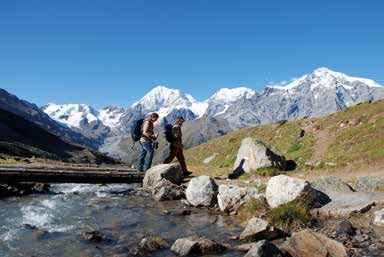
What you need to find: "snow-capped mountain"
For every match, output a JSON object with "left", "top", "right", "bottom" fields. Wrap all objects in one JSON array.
[
  {"left": 116, "top": 86, "right": 209, "bottom": 133},
  {"left": 42, "top": 103, "right": 111, "bottom": 142},
  {"left": 40, "top": 67, "right": 384, "bottom": 159},
  {"left": 42, "top": 103, "right": 99, "bottom": 128},
  {"left": 98, "top": 106, "right": 125, "bottom": 128},
  {"left": 204, "top": 87, "right": 256, "bottom": 117},
  {"left": 0, "top": 88, "right": 99, "bottom": 149},
  {"left": 131, "top": 86, "right": 208, "bottom": 119},
  {"left": 211, "top": 67, "right": 384, "bottom": 128}
]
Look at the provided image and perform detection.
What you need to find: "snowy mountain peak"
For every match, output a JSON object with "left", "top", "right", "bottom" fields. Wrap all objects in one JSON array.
[
  {"left": 131, "top": 85, "right": 208, "bottom": 118},
  {"left": 98, "top": 105, "right": 125, "bottom": 128},
  {"left": 269, "top": 67, "right": 383, "bottom": 91},
  {"left": 42, "top": 103, "right": 99, "bottom": 128},
  {"left": 209, "top": 87, "right": 256, "bottom": 102}
]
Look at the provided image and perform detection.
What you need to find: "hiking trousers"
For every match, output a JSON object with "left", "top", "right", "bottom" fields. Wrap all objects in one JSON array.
[
  {"left": 137, "top": 142, "right": 154, "bottom": 172},
  {"left": 163, "top": 145, "right": 188, "bottom": 172}
]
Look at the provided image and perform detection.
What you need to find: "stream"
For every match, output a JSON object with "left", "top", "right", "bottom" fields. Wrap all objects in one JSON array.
[{"left": 0, "top": 183, "right": 244, "bottom": 257}]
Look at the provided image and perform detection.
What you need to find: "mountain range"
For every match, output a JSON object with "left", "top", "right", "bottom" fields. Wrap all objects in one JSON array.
[{"left": 1, "top": 67, "right": 383, "bottom": 164}]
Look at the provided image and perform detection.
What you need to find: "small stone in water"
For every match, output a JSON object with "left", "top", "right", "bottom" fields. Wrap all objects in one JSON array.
[{"left": 82, "top": 231, "right": 112, "bottom": 243}]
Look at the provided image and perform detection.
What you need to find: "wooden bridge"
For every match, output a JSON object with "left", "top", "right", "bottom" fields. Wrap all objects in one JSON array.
[{"left": 0, "top": 165, "right": 144, "bottom": 184}]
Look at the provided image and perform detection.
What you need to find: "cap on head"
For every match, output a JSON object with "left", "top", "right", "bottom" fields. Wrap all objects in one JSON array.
[{"left": 177, "top": 116, "right": 184, "bottom": 121}]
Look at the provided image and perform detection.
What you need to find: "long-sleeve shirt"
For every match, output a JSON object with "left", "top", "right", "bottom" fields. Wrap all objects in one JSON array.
[
  {"left": 140, "top": 120, "right": 156, "bottom": 143},
  {"left": 171, "top": 124, "right": 183, "bottom": 148}
]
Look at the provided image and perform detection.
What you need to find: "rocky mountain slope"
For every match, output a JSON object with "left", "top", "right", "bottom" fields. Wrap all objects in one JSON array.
[
  {"left": 19, "top": 67, "right": 384, "bottom": 163},
  {"left": 0, "top": 88, "right": 99, "bottom": 149},
  {"left": 100, "top": 116, "right": 231, "bottom": 164},
  {"left": 213, "top": 67, "right": 384, "bottom": 129},
  {"left": 41, "top": 103, "right": 112, "bottom": 144},
  {"left": 0, "top": 108, "right": 117, "bottom": 164}
]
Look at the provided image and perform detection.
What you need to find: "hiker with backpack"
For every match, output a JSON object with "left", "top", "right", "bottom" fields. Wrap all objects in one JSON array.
[
  {"left": 135, "top": 112, "right": 159, "bottom": 172},
  {"left": 163, "top": 116, "right": 192, "bottom": 176}
]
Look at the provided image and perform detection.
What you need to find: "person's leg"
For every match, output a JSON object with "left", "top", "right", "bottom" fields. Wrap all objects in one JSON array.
[
  {"left": 137, "top": 143, "right": 147, "bottom": 172},
  {"left": 176, "top": 148, "right": 188, "bottom": 173},
  {"left": 164, "top": 145, "right": 178, "bottom": 164},
  {"left": 143, "top": 142, "right": 154, "bottom": 171}
]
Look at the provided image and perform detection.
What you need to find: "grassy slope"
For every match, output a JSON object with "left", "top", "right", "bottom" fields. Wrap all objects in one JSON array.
[{"left": 185, "top": 99, "right": 384, "bottom": 177}]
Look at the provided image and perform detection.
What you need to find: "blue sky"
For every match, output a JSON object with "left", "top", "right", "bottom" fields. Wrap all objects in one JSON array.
[{"left": 0, "top": 0, "right": 383, "bottom": 108}]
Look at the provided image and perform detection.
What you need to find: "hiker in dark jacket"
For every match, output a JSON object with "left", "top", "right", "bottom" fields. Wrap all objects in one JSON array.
[
  {"left": 137, "top": 112, "right": 159, "bottom": 172},
  {"left": 163, "top": 116, "right": 191, "bottom": 176}
]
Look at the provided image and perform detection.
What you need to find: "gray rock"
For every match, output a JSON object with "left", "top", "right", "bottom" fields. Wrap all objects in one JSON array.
[
  {"left": 185, "top": 176, "right": 218, "bottom": 207},
  {"left": 266, "top": 175, "right": 314, "bottom": 208},
  {"left": 240, "top": 218, "right": 286, "bottom": 242},
  {"left": 244, "top": 240, "right": 283, "bottom": 257},
  {"left": 373, "top": 208, "right": 384, "bottom": 227},
  {"left": 170, "top": 236, "right": 226, "bottom": 256},
  {"left": 138, "top": 236, "right": 169, "bottom": 251},
  {"left": 310, "top": 176, "right": 353, "bottom": 195},
  {"left": 281, "top": 229, "right": 348, "bottom": 257},
  {"left": 217, "top": 184, "right": 265, "bottom": 213},
  {"left": 354, "top": 176, "right": 384, "bottom": 192},
  {"left": 234, "top": 138, "right": 287, "bottom": 173},
  {"left": 235, "top": 242, "right": 258, "bottom": 252},
  {"left": 203, "top": 153, "right": 218, "bottom": 164},
  {"left": 142, "top": 164, "right": 183, "bottom": 188},
  {"left": 311, "top": 192, "right": 384, "bottom": 218},
  {"left": 82, "top": 231, "right": 112, "bottom": 243},
  {"left": 335, "top": 220, "right": 356, "bottom": 237},
  {"left": 152, "top": 179, "right": 185, "bottom": 201}
]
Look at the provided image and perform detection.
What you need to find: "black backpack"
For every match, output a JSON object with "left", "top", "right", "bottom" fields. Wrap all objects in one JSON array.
[
  {"left": 131, "top": 119, "right": 144, "bottom": 142},
  {"left": 164, "top": 124, "right": 175, "bottom": 143}
]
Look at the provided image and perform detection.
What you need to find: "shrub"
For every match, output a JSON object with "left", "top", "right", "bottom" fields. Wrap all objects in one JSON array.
[{"left": 267, "top": 197, "right": 312, "bottom": 231}]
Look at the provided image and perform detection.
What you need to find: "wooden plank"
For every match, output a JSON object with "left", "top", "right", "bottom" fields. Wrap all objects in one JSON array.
[
  {"left": 0, "top": 164, "right": 136, "bottom": 172},
  {"left": 0, "top": 166, "right": 144, "bottom": 184}
]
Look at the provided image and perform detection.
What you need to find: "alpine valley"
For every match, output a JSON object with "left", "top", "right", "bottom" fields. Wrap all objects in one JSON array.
[{"left": 2, "top": 67, "right": 384, "bottom": 164}]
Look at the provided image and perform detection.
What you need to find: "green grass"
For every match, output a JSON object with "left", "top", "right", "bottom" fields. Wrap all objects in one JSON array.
[
  {"left": 185, "top": 99, "right": 384, "bottom": 177},
  {"left": 237, "top": 197, "right": 269, "bottom": 221},
  {"left": 239, "top": 167, "right": 286, "bottom": 180},
  {"left": 267, "top": 200, "right": 311, "bottom": 231},
  {"left": 266, "top": 193, "right": 314, "bottom": 231}
]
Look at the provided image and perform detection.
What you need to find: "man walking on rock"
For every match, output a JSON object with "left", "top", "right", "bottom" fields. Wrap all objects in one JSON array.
[
  {"left": 137, "top": 112, "right": 159, "bottom": 172},
  {"left": 163, "top": 116, "right": 192, "bottom": 176}
]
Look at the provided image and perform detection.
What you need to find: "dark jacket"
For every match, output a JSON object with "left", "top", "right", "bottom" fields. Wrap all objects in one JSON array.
[{"left": 171, "top": 124, "right": 183, "bottom": 148}]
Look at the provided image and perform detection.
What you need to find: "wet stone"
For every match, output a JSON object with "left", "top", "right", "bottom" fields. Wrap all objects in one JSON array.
[{"left": 82, "top": 231, "right": 113, "bottom": 243}]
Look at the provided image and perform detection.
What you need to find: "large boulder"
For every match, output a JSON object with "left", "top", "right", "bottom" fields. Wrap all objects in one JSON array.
[
  {"left": 281, "top": 229, "right": 347, "bottom": 257},
  {"left": 142, "top": 164, "right": 183, "bottom": 188},
  {"left": 244, "top": 240, "right": 283, "bottom": 257},
  {"left": 354, "top": 176, "right": 384, "bottom": 192},
  {"left": 373, "top": 208, "right": 384, "bottom": 227},
  {"left": 217, "top": 184, "right": 266, "bottom": 213},
  {"left": 186, "top": 176, "right": 218, "bottom": 207},
  {"left": 240, "top": 218, "right": 286, "bottom": 242},
  {"left": 311, "top": 191, "right": 384, "bottom": 218},
  {"left": 310, "top": 176, "right": 353, "bottom": 195},
  {"left": 170, "top": 237, "right": 226, "bottom": 256},
  {"left": 152, "top": 179, "right": 185, "bottom": 201},
  {"left": 233, "top": 137, "right": 287, "bottom": 173},
  {"left": 266, "top": 175, "right": 314, "bottom": 208}
]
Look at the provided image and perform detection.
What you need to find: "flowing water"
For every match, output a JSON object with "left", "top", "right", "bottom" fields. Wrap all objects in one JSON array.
[{"left": 0, "top": 184, "right": 244, "bottom": 257}]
